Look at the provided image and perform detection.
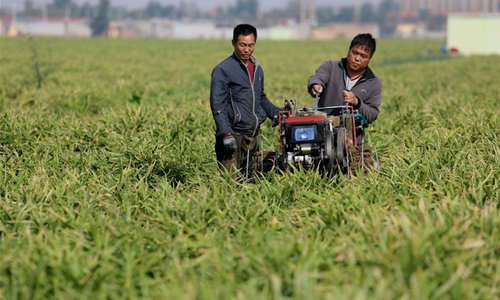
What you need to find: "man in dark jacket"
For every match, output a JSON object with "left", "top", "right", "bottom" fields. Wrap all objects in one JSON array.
[
  {"left": 210, "top": 24, "right": 280, "bottom": 174},
  {"left": 308, "top": 33, "right": 382, "bottom": 144}
]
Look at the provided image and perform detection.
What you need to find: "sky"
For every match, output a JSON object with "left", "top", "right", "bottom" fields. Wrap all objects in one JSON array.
[{"left": 2, "top": 0, "right": 383, "bottom": 12}]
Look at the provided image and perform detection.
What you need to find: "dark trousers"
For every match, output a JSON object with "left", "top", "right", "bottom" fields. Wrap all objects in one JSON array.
[{"left": 215, "top": 134, "right": 259, "bottom": 176}]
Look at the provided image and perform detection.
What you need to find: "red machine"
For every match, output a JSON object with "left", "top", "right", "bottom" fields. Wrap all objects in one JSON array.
[{"left": 275, "top": 99, "right": 376, "bottom": 176}]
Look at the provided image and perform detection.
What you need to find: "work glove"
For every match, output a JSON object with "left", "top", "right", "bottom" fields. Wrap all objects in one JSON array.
[
  {"left": 272, "top": 115, "right": 279, "bottom": 127},
  {"left": 223, "top": 133, "right": 238, "bottom": 151}
]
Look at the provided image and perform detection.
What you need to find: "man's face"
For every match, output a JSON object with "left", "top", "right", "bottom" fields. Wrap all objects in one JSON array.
[
  {"left": 233, "top": 34, "right": 256, "bottom": 63},
  {"left": 346, "top": 45, "right": 372, "bottom": 74}
]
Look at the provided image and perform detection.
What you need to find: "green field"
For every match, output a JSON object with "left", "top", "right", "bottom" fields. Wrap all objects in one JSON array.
[{"left": 0, "top": 37, "right": 498, "bottom": 299}]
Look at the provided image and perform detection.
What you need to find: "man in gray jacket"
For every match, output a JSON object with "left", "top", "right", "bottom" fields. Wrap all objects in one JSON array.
[
  {"left": 308, "top": 33, "right": 382, "bottom": 144},
  {"left": 210, "top": 24, "right": 280, "bottom": 174}
]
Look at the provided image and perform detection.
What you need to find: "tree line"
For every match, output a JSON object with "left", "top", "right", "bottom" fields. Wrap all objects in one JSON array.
[{"left": 4, "top": 0, "right": 447, "bottom": 37}]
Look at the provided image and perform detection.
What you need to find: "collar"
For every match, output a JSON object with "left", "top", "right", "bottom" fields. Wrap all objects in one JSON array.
[
  {"left": 340, "top": 57, "right": 375, "bottom": 80},
  {"left": 232, "top": 52, "right": 258, "bottom": 68}
]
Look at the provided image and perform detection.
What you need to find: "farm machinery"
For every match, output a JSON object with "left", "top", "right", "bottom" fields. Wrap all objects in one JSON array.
[{"left": 250, "top": 98, "right": 378, "bottom": 177}]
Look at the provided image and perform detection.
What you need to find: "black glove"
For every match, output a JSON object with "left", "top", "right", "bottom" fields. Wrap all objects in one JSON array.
[
  {"left": 271, "top": 115, "right": 279, "bottom": 127},
  {"left": 223, "top": 133, "right": 238, "bottom": 151}
]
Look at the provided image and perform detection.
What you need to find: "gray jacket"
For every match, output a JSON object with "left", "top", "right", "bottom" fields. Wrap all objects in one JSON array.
[
  {"left": 210, "top": 53, "right": 279, "bottom": 137},
  {"left": 308, "top": 58, "right": 382, "bottom": 124}
]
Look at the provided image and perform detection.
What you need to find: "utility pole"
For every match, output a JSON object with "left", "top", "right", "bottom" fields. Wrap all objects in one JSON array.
[
  {"left": 64, "top": 4, "right": 70, "bottom": 36},
  {"left": 9, "top": 4, "right": 18, "bottom": 36},
  {"left": 354, "top": 0, "right": 361, "bottom": 23},
  {"left": 300, "top": 0, "right": 306, "bottom": 24},
  {"left": 299, "top": 0, "right": 316, "bottom": 25},
  {"left": 42, "top": 4, "right": 47, "bottom": 21},
  {"left": 309, "top": 0, "right": 316, "bottom": 26}
]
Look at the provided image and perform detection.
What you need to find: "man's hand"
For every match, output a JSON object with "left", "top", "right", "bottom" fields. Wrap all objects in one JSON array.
[
  {"left": 272, "top": 115, "right": 279, "bottom": 127},
  {"left": 223, "top": 133, "right": 238, "bottom": 151},
  {"left": 309, "top": 84, "right": 324, "bottom": 97},
  {"left": 343, "top": 90, "right": 359, "bottom": 106}
]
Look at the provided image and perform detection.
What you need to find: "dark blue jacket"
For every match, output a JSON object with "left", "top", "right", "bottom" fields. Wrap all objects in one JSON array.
[{"left": 210, "top": 53, "right": 279, "bottom": 137}]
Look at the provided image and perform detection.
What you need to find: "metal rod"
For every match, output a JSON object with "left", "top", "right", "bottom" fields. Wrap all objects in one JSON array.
[
  {"left": 245, "top": 149, "right": 250, "bottom": 179},
  {"left": 374, "top": 147, "right": 380, "bottom": 171},
  {"left": 361, "top": 133, "right": 365, "bottom": 170},
  {"left": 315, "top": 105, "right": 349, "bottom": 110},
  {"left": 261, "top": 139, "right": 264, "bottom": 173}
]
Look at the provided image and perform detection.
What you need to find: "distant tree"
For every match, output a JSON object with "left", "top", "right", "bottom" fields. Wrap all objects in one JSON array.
[
  {"left": 360, "top": 3, "right": 376, "bottom": 23},
  {"left": 145, "top": 1, "right": 162, "bottom": 18},
  {"left": 427, "top": 14, "right": 446, "bottom": 31},
  {"left": 286, "top": 0, "right": 301, "bottom": 21},
  {"left": 231, "top": 0, "right": 259, "bottom": 20},
  {"left": 144, "top": 1, "right": 176, "bottom": 19},
  {"left": 22, "top": 0, "right": 43, "bottom": 17},
  {"left": 90, "top": 0, "right": 109, "bottom": 36},
  {"left": 47, "top": 0, "right": 76, "bottom": 16},
  {"left": 177, "top": 1, "right": 201, "bottom": 19},
  {"left": 77, "top": 2, "right": 93, "bottom": 18},
  {"left": 162, "top": 5, "right": 176, "bottom": 19},
  {"left": 125, "top": 9, "right": 145, "bottom": 20},
  {"left": 316, "top": 7, "right": 335, "bottom": 25},
  {"left": 24, "top": 0, "right": 35, "bottom": 12},
  {"left": 53, "top": 0, "right": 72, "bottom": 9},
  {"left": 336, "top": 6, "right": 355, "bottom": 22},
  {"left": 376, "top": 0, "right": 398, "bottom": 36}
]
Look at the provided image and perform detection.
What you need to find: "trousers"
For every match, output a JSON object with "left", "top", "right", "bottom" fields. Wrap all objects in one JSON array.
[{"left": 215, "top": 133, "right": 259, "bottom": 176}]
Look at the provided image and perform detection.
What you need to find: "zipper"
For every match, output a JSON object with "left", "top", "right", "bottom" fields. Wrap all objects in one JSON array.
[
  {"left": 250, "top": 63, "right": 259, "bottom": 136},
  {"left": 236, "top": 55, "right": 260, "bottom": 137}
]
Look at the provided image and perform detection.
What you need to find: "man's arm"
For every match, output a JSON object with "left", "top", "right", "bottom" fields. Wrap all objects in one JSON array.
[
  {"left": 210, "top": 66, "right": 233, "bottom": 135},
  {"left": 357, "top": 83, "right": 382, "bottom": 124},
  {"left": 307, "top": 61, "right": 332, "bottom": 97}
]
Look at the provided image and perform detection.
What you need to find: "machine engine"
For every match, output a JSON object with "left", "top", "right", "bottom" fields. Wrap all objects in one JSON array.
[
  {"left": 276, "top": 99, "right": 368, "bottom": 176},
  {"left": 247, "top": 99, "right": 378, "bottom": 178}
]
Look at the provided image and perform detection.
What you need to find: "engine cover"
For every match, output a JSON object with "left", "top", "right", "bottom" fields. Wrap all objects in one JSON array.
[{"left": 277, "top": 100, "right": 350, "bottom": 175}]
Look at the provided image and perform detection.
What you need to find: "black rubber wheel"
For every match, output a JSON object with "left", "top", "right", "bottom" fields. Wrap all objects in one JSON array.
[
  {"left": 335, "top": 127, "right": 349, "bottom": 175},
  {"left": 324, "top": 129, "right": 335, "bottom": 173}
]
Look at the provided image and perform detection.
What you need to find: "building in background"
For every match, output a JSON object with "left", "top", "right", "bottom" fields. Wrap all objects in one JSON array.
[
  {"left": 399, "top": 0, "right": 500, "bottom": 14},
  {"left": 446, "top": 13, "right": 500, "bottom": 55},
  {"left": 299, "top": 0, "right": 316, "bottom": 25},
  {"left": 311, "top": 23, "right": 379, "bottom": 39},
  {"left": 19, "top": 17, "right": 90, "bottom": 37},
  {"left": 1, "top": 16, "right": 91, "bottom": 37},
  {"left": 13, "top": 0, "right": 500, "bottom": 41}
]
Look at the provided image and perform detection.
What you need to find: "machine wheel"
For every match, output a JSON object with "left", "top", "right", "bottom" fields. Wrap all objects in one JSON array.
[
  {"left": 324, "top": 129, "right": 335, "bottom": 173},
  {"left": 335, "top": 127, "right": 349, "bottom": 175}
]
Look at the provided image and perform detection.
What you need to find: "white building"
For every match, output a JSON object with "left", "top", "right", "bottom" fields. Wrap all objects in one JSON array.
[
  {"left": 399, "top": 0, "right": 500, "bottom": 14},
  {"left": 447, "top": 14, "right": 500, "bottom": 55},
  {"left": 2, "top": 17, "right": 91, "bottom": 37}
]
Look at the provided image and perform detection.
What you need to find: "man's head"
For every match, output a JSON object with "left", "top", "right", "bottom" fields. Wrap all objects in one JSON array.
[
  {"left": 350, "top": 33, "right": 376, "bottom": 57},
  {"left": 346, "top": 33, "right": 376, "bottom": 75},
  {"left": 232, "top": 24, "right": 257, "bottom": 64}
]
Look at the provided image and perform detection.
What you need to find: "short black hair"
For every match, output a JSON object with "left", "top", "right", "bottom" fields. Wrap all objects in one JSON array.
[
  {"left": 350, "top": 33, "right": 376, "bottom": 56},
  {"left": 233, "top": 24, "right": 257, "bottom": 42}
]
